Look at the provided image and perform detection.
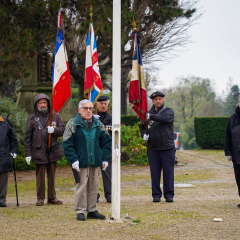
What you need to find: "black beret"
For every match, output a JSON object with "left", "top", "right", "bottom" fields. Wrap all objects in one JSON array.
[
  {"left": 149, "top": 91, "right": 165, "bottom": 99},
  {"left": 97, "top": 96, "right": 109, "bottom": 102}
]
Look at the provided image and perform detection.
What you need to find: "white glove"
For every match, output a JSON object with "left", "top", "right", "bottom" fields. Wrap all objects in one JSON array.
[
  {"left": 102, "top": 161, "right": 109, "bottom": 171},
  {"left": 72, "top": 161, "right": 80, "bottom": 172},
  {"left": 11, "top": 153, "right": 17, "bottom": 159},
  {"left": 47, "top": 126, "right": 54, "bottom": 133},
  {"left": 225, "top": 156, "right": 232, "bottom": 161},
  {"left": 143, "top": 134, "right": 149, "bottom": 141},
  {"left": 26, "top": 156, "right": 31, "bottom": 165},
  {"left": 93, "top": 114, "right": 100, "bottom": 120},
  {"left": 147, "top": 113, "right": 150, "bottom": 119}
]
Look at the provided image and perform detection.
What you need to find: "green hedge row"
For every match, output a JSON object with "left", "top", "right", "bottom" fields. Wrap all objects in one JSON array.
[
  {"left": 121, "top": 115, "right": 140, "bottom": 126},
  {"left": 194, "top": 117, "right": 229, "bottom": 149}
]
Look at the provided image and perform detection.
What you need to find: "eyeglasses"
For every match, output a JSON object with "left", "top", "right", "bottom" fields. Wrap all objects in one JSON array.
[{"left": 82, "top": 107, "right": 93, "bottom": 111}]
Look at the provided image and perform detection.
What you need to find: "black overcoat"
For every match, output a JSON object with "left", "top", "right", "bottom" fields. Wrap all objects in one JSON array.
[
  {"left": 224, "top": 106, "right": 240, "bottom": 164},
  {"left": 0, "top": 116, "right": 18, "bottom": 172},
  {"left": 139, "top": 104, "right": 175, "bottom": 151}
]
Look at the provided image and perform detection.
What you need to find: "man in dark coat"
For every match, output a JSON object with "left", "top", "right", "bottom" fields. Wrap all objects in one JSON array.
[
  {"left": 96, "top": 95, "right": 112, "bottom": 203},
  {"left": 0, "top": 115, "right": 18, "bottom": 207},
  {"left": 24, "top": 93, "right": 65, "bottom": 206},
  {"left": 139, "top": 91, "right": 175, "bottom": 203},
  {"left": 224, "top": 100, "right": 240, "bottom": 207}
]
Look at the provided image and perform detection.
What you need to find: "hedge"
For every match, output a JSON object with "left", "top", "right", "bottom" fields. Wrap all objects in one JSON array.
[
  {"left": 194, "top": 117, "right": 229, "bottom": 149},
  {"left": 121, "top": 115, "right": 140, "bottom": 126}
]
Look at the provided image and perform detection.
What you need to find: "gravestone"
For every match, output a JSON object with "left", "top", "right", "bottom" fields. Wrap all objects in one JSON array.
[{"left": 16, "top": 49, "right": 77, "bottom": 123}]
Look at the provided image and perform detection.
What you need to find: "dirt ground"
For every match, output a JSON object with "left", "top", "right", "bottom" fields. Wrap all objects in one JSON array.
[{"left": 1, "top": 150, "right": 240, "bottom": 240}]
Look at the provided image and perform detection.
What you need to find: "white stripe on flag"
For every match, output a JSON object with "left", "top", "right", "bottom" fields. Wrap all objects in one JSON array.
[{"left": 53, "top": 44, "right": 68, "bottom": 87}]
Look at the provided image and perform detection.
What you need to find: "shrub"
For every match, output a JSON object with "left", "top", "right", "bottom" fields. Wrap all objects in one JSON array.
[
  {"left": 194, "top": 117, "right": 229, "bottom": 149},
  {"left": 121, "top": 115, "right": 140, "bottom": 126},
  {"left": 121, "top": 122, "right": 148, "bottom": 165},
  {"left": 0, "top": 97, "right": 28, "bottom": 145}
]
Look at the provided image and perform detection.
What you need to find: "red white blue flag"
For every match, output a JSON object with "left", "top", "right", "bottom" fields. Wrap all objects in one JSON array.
[
  {"left": 84, "top": 23, "right": 103, "bottom": 105},
  {"left": 129, "top": 31, "right": 148, "bottom": 122},
  {"left": 52, "top": 10, "right": 71, "bottom": 113}
]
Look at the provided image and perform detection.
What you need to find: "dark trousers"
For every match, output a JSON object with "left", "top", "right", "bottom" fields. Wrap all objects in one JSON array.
[
  {"left": 0, "top": 171, "right": 9, "bottom": 204},
  {"left": 233, "top": 163, "right": 240, "bottom": 196},
  {"left": 100, "top": 162, "right": 112, "bottom": 199},
  {"left": 148, "top": 148, "right": 175, "bottom": 199},
  {"left": 35, "top": 162, "right": 56, "bottom": 200}
]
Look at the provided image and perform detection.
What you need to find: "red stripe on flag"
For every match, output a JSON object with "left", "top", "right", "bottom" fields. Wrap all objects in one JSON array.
[
  {"left": 129, "top": 80, "right": 140, "bottom": 102},
  {"left": 53, "top": 67, "right": 71, "bottom": 113},
  {"left": 132, "top": 88, "right": 148, "bottom": 122}
]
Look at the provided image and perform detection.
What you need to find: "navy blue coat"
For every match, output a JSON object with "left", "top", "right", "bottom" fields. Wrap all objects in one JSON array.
[
  {"left": 0, "top": 116, "right": 18, "bottom": 172},
  {"left": 224, "top": 106, "right": 240, "bottom": 164},
  {"left": 139, "top": 104, "right": 175, "bottom": 151}
]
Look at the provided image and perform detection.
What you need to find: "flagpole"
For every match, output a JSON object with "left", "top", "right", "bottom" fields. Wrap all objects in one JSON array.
[{"left": 111, "top": 0, "right": 121, "bottom": 220}]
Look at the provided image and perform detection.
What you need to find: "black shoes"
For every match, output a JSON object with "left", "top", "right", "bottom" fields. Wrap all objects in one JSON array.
[
  {"left": 76, "top": 213, "right": 85, "bottom": 221},
  {"left": 153, "top": 198, "right": 161, "bottom": 202},
  {"left": 106, "top": 196, "right": 111, "bottom": 203},
  {"left": 87, "top": 210, "right": 105, "bottom": 220},
  {"left": 237, "top": 204, "right": 240, "bottom": 208},
  {"left": 0, "top": 203, "right": 6, "bottom": 207},
  {"left": 166, "top": 197, "right": 173, "bottom": 202}
]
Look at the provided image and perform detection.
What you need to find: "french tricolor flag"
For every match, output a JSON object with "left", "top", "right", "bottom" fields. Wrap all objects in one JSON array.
[
  {"left": 83, "top": 23, "right": 103, "bottom": 105},
  {"left": 129, "top": 30, "right": 148, "bottom": 122},
  {"left": 52, "top": 10, "right": 71, "bottom": 113}
]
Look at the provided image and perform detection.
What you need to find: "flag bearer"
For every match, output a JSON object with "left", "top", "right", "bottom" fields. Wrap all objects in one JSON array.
[
  {"left": 139, "top": 91, "right": 175, "bottom": 203},
  {"left": 24, "top": 93, "right": 64, "bottom": 206}
]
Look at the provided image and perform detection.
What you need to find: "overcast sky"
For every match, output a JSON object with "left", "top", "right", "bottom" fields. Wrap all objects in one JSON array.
[{"left": 155, "top": 0, "right": 240, "bottom": 96}]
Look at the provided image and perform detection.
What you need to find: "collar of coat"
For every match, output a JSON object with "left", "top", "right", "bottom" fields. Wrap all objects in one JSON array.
[
  {"left": 75, "top": 113, "right": 99, "bottom": 127},
  {"left": 0, "top": 116, "right": 4, "bottom": 122}
]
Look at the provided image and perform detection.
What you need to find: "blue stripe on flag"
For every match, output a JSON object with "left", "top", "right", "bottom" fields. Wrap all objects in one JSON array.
[
  {"left": 90, "top": 88, "right": 99, "bottom": 103},
  {"left": 54, "top": 30, "right": 63, "bottom": 55},
  {"left": 52, "top": 30, "right": 64, "bottom": 82},
  {"left": 86, "top": 29, "right": 90, "bottom": 46},
  {"left": 138, "top": 45, "right": 142, "bottom": 66}
]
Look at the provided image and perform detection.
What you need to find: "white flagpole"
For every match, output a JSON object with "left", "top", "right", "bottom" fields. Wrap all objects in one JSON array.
[{"left": 111, "top": 0, "right": 121, "bottom": 219}]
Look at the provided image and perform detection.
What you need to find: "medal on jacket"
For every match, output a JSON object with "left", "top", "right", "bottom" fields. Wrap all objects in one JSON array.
[
  {"left": 148, "top": 120, "right": 154, "bottom": 130},
  {"left": 52, "top": 122, "right": 56, "bottom": 128},
  {"left": 106, "top": 125, "right": 112, "bottom": 131}
]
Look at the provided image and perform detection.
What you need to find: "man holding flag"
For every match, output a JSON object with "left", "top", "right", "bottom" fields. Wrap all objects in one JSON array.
[
  {"left": 24, "top": 9, "right": 72, "bottom": 206},
  {"left": 129, "top": 26, "right": 175, "bottom": 203}
]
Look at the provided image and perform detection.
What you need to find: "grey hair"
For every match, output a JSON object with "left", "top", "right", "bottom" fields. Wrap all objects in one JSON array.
[{"left": 78, "top": 99, "right": 93, "bottom": 108}]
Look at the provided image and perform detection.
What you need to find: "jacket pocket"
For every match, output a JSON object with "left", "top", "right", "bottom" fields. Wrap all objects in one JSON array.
[
  {"left": 32, "top": 143, "right": 42, "bottom": 160},
  {"left": 49, "top": 142, "right": 62, "bottom": 160}
]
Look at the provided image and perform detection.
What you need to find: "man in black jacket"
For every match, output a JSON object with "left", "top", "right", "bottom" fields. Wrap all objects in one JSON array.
[
  {"left": 0, "top": 115, "right": 18, "bottom": 207},
  {"left": 139, "top": 91, "right": 175, "bottom": 203},
  {"left": 96, "top": 96, "right": 112, "bottom": 203},
  {"left": 224, "top": 100, "right": 240, "bottom": 207}
]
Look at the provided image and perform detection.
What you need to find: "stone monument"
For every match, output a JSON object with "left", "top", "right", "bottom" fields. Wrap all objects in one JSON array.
[{"left": 16, "top": 48, "right": 77, "bottom": 123}]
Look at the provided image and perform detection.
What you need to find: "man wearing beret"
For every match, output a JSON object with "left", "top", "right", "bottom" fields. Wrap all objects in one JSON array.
[
  {"left": 139, "top": 91, "right": 175, "bottom": 203},
  {"left": 96, "top": 95, "right": 112, "bottom": 203}
]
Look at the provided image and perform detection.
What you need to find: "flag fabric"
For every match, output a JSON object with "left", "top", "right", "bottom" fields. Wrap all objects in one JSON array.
[
  {"left": 84, "top": 23, "right": 103, "bottom": 105},
  {"left": 52, "top": 10, "right": 71, "bottom": 113},
  {"left": 129, "top": 31, "right": 148, "bottom": 122}
]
